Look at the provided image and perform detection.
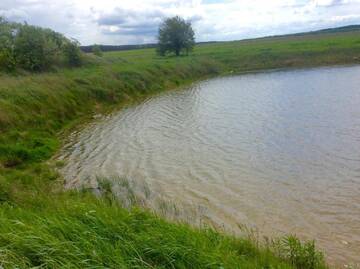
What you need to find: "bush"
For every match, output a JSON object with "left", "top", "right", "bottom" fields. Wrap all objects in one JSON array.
[
  {"left": 0, "top": 17, "right": 17, "bottom": 71},
  {"left": 0, "top": 17, "right": 83, "bottom": 72},
  {"left": 63, "top": 40, "right": 82, "bottom": 67},
  {"left": 14, "top": 25, "right": 50, "bottom": 71},
  {"left": 92, "top": 44, "right": 103, "bottom": 57},
  {"left": 0, "top": 48, "right": 16, "bottom": 71}
]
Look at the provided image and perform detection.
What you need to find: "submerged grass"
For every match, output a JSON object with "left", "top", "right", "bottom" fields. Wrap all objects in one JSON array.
[{"left": 1, "top": 30, "right": 359, "bottom": 267}]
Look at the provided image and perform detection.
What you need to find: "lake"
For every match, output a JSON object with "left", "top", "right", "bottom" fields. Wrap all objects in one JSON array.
[{"left": 59, "top": 66, "right": 360, "bottom": 266}]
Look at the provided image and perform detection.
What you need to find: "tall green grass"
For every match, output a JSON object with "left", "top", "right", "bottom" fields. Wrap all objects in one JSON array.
[
  {"left": 1, "top": 30, "right": 359, "bottom": 268},
  {"left": 0, "top": 190, "right": 327, "bottom": 269}
]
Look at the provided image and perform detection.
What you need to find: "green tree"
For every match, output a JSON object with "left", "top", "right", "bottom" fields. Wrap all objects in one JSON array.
[
  {"left": 157, "top": 16, "right": 195, "bottom": 56},
  {"left": 92, "top": 44, "right": 103, "bottom": 57}
]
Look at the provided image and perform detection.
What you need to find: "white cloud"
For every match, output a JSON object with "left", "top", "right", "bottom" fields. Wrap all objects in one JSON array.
[
  {"left": 1, "top": 0, "right": 360, "bottom": 45},
  {"left": 311, "top": 0, "right": 346, "bottom": 6}
]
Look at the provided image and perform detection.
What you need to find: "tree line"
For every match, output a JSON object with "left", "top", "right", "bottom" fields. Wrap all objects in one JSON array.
[
  {"left": 0, "top": 17, "right": 82, "bottom": 72},
  {"left": 80, "top": 44, "right": 157, "bottom": 53}
]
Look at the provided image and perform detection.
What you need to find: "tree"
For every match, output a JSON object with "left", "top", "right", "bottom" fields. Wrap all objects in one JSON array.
[
  {"left": 157, "top": 16, "right": 195, "bottom": 56},
  {"left": 92, "top": 44, "right": 103, "bottom": 57}
]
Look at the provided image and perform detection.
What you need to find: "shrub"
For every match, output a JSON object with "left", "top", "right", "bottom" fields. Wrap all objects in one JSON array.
[
  {"left": 0, "top": 17, "right": 17, "bottom": 71},
  {"left": 63, "top": 40, "right": 82, "bottom": 66},
  {"left": 0, "top": 48, "right": 16, "bottom": 71},
  {"left": 14, "top": 25, "right": 50, "bottom": 71},
  {"left": 92, "top": 44, "right": 103, "bottom": 57},
  {"left": 0, "top": 16, "right": 83, "bottom": 72}
]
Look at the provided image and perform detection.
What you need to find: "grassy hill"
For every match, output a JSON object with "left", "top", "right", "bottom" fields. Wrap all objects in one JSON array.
[{"left": 1, "top": 26, "right": 360, "bottom": 268}]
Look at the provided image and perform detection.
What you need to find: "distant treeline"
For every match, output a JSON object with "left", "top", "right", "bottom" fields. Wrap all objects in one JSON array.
[
  {"left": 81, "top": 41, "right": 219, "bottom": 53},
  {"left": 80, "top": 44, "right": 157, "bottom": 53}
]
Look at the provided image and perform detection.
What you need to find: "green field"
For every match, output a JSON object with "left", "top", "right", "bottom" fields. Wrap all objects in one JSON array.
[{"left": 1, "top": 29, "right": 360, "bottom": 268}]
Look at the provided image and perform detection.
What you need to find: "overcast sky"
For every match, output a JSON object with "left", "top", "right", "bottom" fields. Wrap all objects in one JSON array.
[{"left": 1, "top": 0, "right": 360, "bottom": 45}]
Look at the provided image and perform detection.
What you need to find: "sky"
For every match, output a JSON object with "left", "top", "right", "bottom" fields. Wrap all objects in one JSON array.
[{"left": 1, "top": 0, "right": 360, "bottom": 45}]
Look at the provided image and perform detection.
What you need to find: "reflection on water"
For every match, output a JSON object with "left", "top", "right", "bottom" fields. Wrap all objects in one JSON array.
[{"left": 59, "top": 66, "right": 360, "bottom": 266}]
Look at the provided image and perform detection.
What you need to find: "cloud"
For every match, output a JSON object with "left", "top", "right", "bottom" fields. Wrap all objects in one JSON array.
[
  {"left": 97, "top": 7, "right": 166, "bottom": 38},
  {"left": 0, "top": 0, "right": 360, "bottom": 45},
  {"left": 0, "top": 8, "right": 29, "bottom": 21},
  {"left": 101, "top": 24, "right": 160, "bottom": 36},
  {"left": 311, "top": 0, "right": 348, "bottom": 6}
]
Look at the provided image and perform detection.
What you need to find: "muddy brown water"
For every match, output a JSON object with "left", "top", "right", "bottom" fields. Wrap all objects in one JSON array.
[{"left": 59, "top": 66, "right": 360, "bottom": 267}]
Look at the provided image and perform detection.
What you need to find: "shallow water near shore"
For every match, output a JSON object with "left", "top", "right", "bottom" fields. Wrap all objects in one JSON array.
[{"left": 59, "top": 65, "right": 360, "bottom": 266}]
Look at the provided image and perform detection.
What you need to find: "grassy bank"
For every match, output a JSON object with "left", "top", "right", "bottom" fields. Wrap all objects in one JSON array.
[
  {"left": 0, "top": 190, "right": 328, "bottom": 268},
  {"left": 1, "top": 29, "right": 360, "bottom": 268}
]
